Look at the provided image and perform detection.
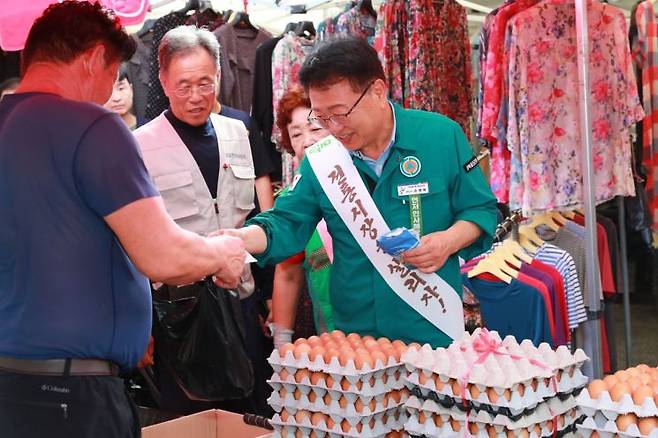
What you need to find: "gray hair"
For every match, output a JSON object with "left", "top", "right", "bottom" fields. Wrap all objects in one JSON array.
[{"left": 158, "top": 25, "right": 220, "bottom": 73}]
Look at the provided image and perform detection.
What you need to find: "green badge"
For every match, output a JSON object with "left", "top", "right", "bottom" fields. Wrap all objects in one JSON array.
[
  {"left": 400, "top": 155, "right": 421, "bottom": 178},
  {"left": 409, "top": 194, "right": 423, "bottom": 235}
]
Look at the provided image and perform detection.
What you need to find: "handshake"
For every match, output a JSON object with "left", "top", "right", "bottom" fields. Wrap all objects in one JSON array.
[{"left": 208, "top": 228, "right": 250, "bottom": 290}]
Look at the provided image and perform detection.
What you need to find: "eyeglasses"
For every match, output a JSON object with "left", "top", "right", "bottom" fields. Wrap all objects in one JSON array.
[
  {"left": 307, "top": 81, "right": 374, "bottom": 128},
  {"left": 173, "top": 83, "right": 216, "bottom": 99}
]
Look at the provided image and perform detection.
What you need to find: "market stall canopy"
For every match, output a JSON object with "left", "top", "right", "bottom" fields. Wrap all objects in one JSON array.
[{"left": 0, "top": 0, "right": 150, "bottom": 51}]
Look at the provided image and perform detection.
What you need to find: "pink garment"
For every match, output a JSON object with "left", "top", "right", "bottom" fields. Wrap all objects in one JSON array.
[
  {"left": 315, "top": 219, "right": 334, "bottom": 263},
  {"left": 506, "top": 0, "right": 643, "bottom": 214},
  {"left": 0, "top": 0, "right": 149, "bottom": 51},
  {"left": 99, "top": 0, "right": 149, "bottom": 26},
  {"left": 0, "top": 0, "right": 53, "bottom": 51}
]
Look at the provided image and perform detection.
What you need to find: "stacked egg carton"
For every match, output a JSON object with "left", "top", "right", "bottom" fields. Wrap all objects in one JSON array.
[
  {"left": 267, "top": 331, "right": 412, "bottom": 437},
  {"left": 577, "top": 365, "right": 658, "bottom": 438},
  {"left": 401, "top": 328, "right": 589, "bottom": 438}
]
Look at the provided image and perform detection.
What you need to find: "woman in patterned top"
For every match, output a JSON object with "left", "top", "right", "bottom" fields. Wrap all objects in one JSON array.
[{"left": 269, "top": 86, "right": 335, "bottom": 347}]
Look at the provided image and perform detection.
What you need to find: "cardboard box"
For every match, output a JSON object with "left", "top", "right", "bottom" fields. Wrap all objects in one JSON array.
[{"left": 142, "top": 409, "right": 273, "bottom": 438}]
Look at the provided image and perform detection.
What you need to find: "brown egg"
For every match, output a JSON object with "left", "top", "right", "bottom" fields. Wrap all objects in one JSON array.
[
  {"left": 319, "top": 332, "right": 332, "bottom": 344},
  {"left": 470, "top": 384, "right": 481, "bottom": 400},
  {"left": 294, "top": 410, "right": 310, "bottom": 423},
  {"left": 434, "top": 375, "right": 445, "bottom": 391},
  {"left": 418, "top": 411, "right": 427, "bottom": 424},
  {"left": 340, "top": 377, "right": 352, "bottom": 391},
  {"left": 323, "top": 340, "right": 337, "bottom": 351},
  {"left": 323, "top": 348, "right": 339, "bottom": 364},
  {"left": 326, "top": 416, "right": 335, "bottom": 429},
  {"left": 356, "top": 379, "right": 364, "bottom": 391},
  {"left": 633, "top": 385, "right": 654, "bottom": 405},
  {"left": 293, "top": 387, "right": 302, "bottom": 400},
  {"left": 279, "top": 342, "right": 295, "bottom": 357},
  {"left": 364, "top": 339, "right": 380, "bottom": 351},
  {"left": 295, "top": 428, "right": 303, "bottom": 438},
  {"left": 310, "top": 412, "right": 325, "bottom": 426},
  {"left": 355, "top": 423, "right": 363, "bottom": 433},
  {"left": 419, "top": 372, "right": 429, "bottom": 385},
  {"left": 310, "top": 371, "right": 325, "bottom": 386},
  {"left": 639, "top": 374, "right": 652, "bottom": 385},
  {"left": 530, "top": 379, "right": 539, "bottom": 392},
  {"left": 369, "top": 398, "right": 377, "bottom": 411},
  {"left": 381, "top": 373, "right": 389, "bottom": 385},
  {"left": 487, "top": 387, "right": 499, "bottom": 404},
  {"left": 590, "top": 432, "right": 599, "bottom": 438},
  {"left": 323, "top": 393, "right": 332, "bottom": 405},
  {"left": 293, "top": 338, "right": 306, "bottom": 346},
  {"left": 615, "top": 413, "right": 638, "bottom": 432},
  {"left": 589, "top": 379, "right": 608, "bottom": 399},
  {"left": 368, "top": 375, "right": 376, "bottom": 388},
  {"left": 434, "top": 415, "right": 444, "bottom": 427},
  {"left": 638, "top": 417, "right": 658, "bottom": 435},
  {"left": 330, "top": 329, "right": 346, "bottom": 341},
  {"left": 278, "top": 387, "right": 287, "bottom": 398},
  {"left": 377, "top": 337, "right": 391, "bottom": 347},
  {"left": 279, "top": 369, "right": 290, "bottom": 381},
  {"left": 309, "top": 346, "right": 325, "bottom": 362},
  {"left": 389, "top": 389, "right": 402, "bottom": 404},
  {"left": 293, "top": 343, "right": 312, "bottom": 359},
  {"left": 371, "top": 350, "right": 387, "bottom": 367},
  {"left": 603, "top": 374, "right": 618, "bottom": 388},
  {"left": 338, "top": 347, "right": 356, "bottom": 367},
  {"left": 450, "top": 418, "right": 461, "bottom": 432},
  {"left": 610, "top": 382, "right": 631, "bottom": 402},
  {"left": 308, "top": 391, "right": 317, "bottom": 403},
  {"left": 347, "top": 333, "right": 361, "bottom": 343},
  {"left": 636, "top": 363, "right": 650, "bottom": 373},
  {"left": 295, "top": 368, "right": 310, "bottom": 383},
  {"left": 408, "top": 342, "right": 421, "bottom": 351},
  {"left": 517, "top": 428, "right": 530, "bottom": 438},
  {"left": 325, "top": 375, "right": 335, "bottom": 388},
  {"left": 627, "top": 377, "right": 642, "bottom": 392},
  {"left": 307, "top": 335, "right": 322, "bottom": 347},
  {"left": 468, "top": 423, "right": 479, "bottom": 435},
  {"left": 628, "top": 367, "right": 641, "bottom": 378},
  {"left": 386, "top": 432, "right": 402, "bottom": 438},
  {"left": 355, "top": 350, "right": 374, "bottom": 370},
  {"left": 615, "top": 370, "right": 629, "bottom": 382},
  {"left": 354, "top": 398, "right": 365, "bottom": 413},
  {"left": 451, "top": 380, "right": 464, "bottom": 397},
  {"left": 280, "top": 409, "right": 289, "bottom": 422},
  {"left": 338, "top": 395, "right": 348, "bottom": 409},
  {"left": 341, "top": 419, "right": 351, "bottom": 433},
  {"left": 486, "top": 425, "right": 497, "bottom": 438},
  {"left": 502, "top": 389, "right": 512, "bottom": 401},
  {"left": 382, "top": 345, "right": 400, "bottom": 361}
]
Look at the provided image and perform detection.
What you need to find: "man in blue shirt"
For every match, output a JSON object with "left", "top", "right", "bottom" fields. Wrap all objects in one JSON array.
[{"left": 0, "top": 4, "right": 246, "bottom": 438}]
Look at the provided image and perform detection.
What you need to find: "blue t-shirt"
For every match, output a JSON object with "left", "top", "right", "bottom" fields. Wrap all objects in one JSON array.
[
  {"left": 461, "top": 275, "right": 553, "bottom": 346},
  {"left": 0, "top": 93, "right": 159, "bottom": 369}
]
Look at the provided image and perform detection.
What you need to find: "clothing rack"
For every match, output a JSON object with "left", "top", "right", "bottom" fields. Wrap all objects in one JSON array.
[{"left": 493, "top": 210, "right": 523, "bottom": 243}]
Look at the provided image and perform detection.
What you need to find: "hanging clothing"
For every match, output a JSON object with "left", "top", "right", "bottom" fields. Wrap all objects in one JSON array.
[
  {"left": 127, "top": 34, "right": 152, "bottom": 126},
  {"left": 630, "top": 0, "right": 658, "bottom": 231},
  {"left": 374, "top": 0, "right": 472, "bottom": 136},
  {"left": 374, "top": 0, "right": 407, "bottom": 105},
  {"left": 334, "top": 7, "right": 377, "bottom": 41},
  {"left": 505, "top": 1, "right": 644, "bottom": 214},
  {"left": 144, "top": 12, "right": 187, "bottom": 121},
  {"left": 251, "top": 36, "right": 283, "bottom": 182},
  {"left": 271, "top": 33, "right": 315, "bottom": 186},
  {"left": 215, "top": 25, "right": 271, "bottom": 112}
]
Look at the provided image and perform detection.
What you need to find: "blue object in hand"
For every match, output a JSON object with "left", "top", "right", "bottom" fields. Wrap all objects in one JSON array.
[{"left": 377, "top": 227, "right": 420, "bottom": 256}]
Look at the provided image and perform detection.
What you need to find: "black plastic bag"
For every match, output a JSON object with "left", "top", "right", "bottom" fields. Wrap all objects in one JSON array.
[
  {"left": 152, "top": 278, "right": 254, "bottom": 401},
  {"left": 626, "top": 176, "right": 654, "bottom": 249}
]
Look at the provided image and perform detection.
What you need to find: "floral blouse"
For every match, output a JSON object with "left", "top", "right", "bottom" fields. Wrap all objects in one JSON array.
[
  {"left": 506, "top": 0, "right": 643, "bottom": 215},
  {"left": 374, "top": 0, "right": 473, "bottom": 136},
  {"left": 271, "top": 33, "right": 316, "bottom": 185}
]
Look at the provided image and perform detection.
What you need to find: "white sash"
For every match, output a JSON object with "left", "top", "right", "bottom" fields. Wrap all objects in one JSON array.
[{"left": 305, "top": 136, "right": 464, "bottom": 341}]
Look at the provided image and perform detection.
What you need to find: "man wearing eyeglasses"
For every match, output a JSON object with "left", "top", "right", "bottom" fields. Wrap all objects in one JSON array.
[
  {"left": 226, "top": 37, "right": 498, "bottom": 348},
  {"left": 133, "top": 26, "right": 264, "bottom": 413}
]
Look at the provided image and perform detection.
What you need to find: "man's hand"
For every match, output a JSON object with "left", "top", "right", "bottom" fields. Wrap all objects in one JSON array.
[
  {"left": 400, "top": 231, "right": 456, "bottom": 274},
  {"left": 209, "top": 235, "right": 246, "bottom": 289}
]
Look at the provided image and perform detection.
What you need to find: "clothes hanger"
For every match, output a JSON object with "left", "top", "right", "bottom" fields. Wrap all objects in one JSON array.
[
  {"left": 500, "top": 239, "right": 533, "bottom": 264},
  {"left": 518, "top": 224, "right": 545, "bottom": 253},
  {"left": 467, "top": 258, "right": 516, "bottom": 284},
  {"left": 488, "top": 244, "right": 522, "bottom": 269},
  {"left": 549, "top": 211, "right": 567, "bottom": 226},
  {"left": 560, "top": 210, "right": 576, "bottom": 220},
  {"left": 524, "top": 212, "right": 560, "bottom": 233},
  {"left": 231, "top": 11, "right": 258, "bottom": 31},
  {"left": 295, "top": 21, "right": 317, "bottom": 38}
]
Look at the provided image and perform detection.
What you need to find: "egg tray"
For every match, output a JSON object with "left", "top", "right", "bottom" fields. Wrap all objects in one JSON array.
[
  {"left": 404, "top": 366, "right": 587, "bottom": 414},
  {"left": 402, "top": 344, "right": 587, "bottom": 396},
  {"left": 269, "top": 367, "right": 406, "bottom": 396},
  {"left": 578, "top": 387, "right": 658, "bottom": 419},
  {"left": 270, "top": 406, "right": 407, "bottom": 438},
  {"left": 406, "top": 380, "right": 586, "bottom": 421},
  {"left": 404, "top": 394, "right": 578, "bottom": 429},
  {"left": 577, "top": 414, "right": 658, "bottom": 438},
  {"left": 267, "top": 388, "right": 408, "bottom": 418},
  {"left": 403, "top": 407, "right": 582, "bottom": 438},
  {"left": 269, "top": 348, "right": 402, "bottom": 377}
]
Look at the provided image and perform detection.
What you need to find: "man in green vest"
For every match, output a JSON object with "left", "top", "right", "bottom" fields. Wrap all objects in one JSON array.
[{"left": 222, "top": 37, "right": 497, "bottom": 347}]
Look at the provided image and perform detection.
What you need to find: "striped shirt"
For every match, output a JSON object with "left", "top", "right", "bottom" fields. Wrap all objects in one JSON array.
[{"left": 536, "top": 243, "right": 587, "bottom": 329}]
